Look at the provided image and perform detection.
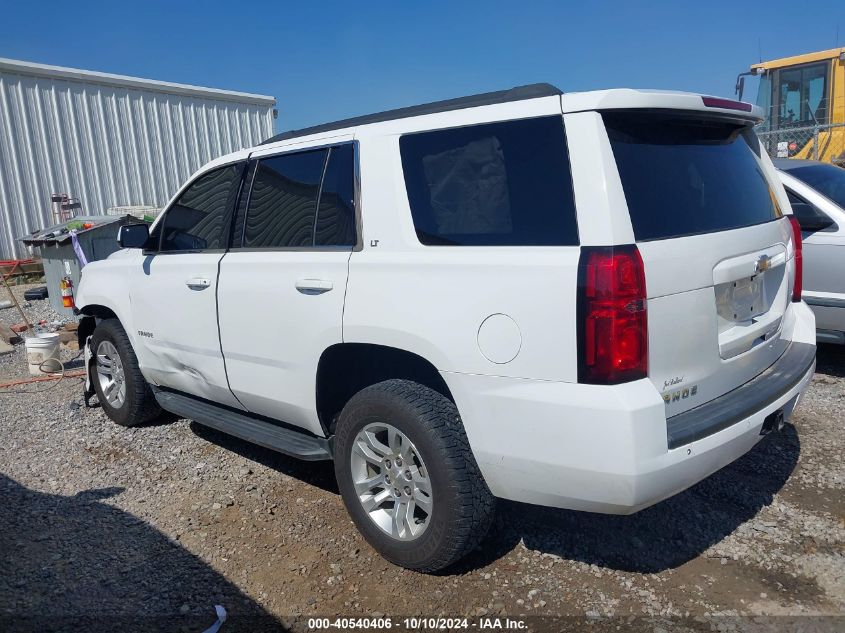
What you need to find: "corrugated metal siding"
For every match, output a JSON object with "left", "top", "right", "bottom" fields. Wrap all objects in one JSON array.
[{"left": 0, "top": 59, "right": 275, "bottom": 258}]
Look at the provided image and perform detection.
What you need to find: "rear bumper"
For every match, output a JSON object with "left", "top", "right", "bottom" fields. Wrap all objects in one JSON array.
[
  {"left": 666, "top": 341, "right": 815, "bottom": 448},
  {"left": 443, "top": 303, "right": 816, "bottom": 514}
]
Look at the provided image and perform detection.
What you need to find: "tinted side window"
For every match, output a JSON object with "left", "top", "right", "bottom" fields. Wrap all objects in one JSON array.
[
  {"left": 230, "top": 160, "right": 257, "bottom": 249},
  {"left": 400, "top": 116, "right": 579, "bottom": 246},
  {"left": 244, "top": 150, "right": 327, "bottom": 248},
  {"left": 147, "top": 220, "right": 162, "bottom": 251},
  {"left": 315, "top": 144, "right": 356, "bottom": 246},
  {"left": 785, "top": 188, "right": 811, "bottom": 213},
  {"left": 785, "top": 186, "right": 835, "bottom": 230},
  {"left": 160, "top": 164, "right": 243, "bottom": 252},
  {"left": 786, "top": 188, "right": 814, "bottom": 221}
]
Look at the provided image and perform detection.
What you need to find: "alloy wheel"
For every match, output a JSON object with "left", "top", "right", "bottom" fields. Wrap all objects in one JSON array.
[
  {"left": 349, "top": 422, "right": 433, "bottom": 541},
  {"left": 96, "top": 340, "right": 126, "bottom": 408}
]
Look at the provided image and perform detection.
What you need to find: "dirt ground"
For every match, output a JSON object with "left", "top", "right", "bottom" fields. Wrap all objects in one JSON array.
[{"left": 0, "top": 284, "right": 843, "bottom": 632}]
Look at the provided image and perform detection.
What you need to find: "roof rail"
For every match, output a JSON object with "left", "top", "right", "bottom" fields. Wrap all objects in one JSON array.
[{"left": 261, "top": 83, "right": 562, "bottom": 145}]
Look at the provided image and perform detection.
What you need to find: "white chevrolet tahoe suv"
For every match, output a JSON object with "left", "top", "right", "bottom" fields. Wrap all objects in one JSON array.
[{"left": 75, "top": 84, "right": 817, "bottom": 572}]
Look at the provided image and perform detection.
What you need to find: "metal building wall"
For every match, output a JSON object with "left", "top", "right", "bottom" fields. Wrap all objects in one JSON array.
[{"left": 0, "top": 58, "right": 276, "bottom": 258}]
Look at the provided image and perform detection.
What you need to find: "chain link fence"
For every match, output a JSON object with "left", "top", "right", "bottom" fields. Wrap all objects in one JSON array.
[
  {"left": 756, "top": 122, "right": 845, "bottom": 166},
  {"left": 754, "top": 95, "right": 845, "bottom": 166}
]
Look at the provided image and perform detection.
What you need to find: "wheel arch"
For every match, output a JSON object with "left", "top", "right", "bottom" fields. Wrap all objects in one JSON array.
[
  {"left": 316, "top": 343, "right": 455, "bottom": 436},
  {"left": 76, "top": 304, "right": 120, "bottom": 348}
]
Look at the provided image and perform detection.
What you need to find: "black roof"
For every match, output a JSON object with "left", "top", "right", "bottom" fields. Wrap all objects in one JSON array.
[{"left": 262, "top": 83, "right": 562, "bottom": 145}]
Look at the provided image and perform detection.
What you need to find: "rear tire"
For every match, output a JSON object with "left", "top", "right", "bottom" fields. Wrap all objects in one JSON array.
[
  {"left": 91, "top": 319, "right": 161, "bottom": 427},
  {"left": 334, "top": 379, "right": 495, "bottom": 572}
]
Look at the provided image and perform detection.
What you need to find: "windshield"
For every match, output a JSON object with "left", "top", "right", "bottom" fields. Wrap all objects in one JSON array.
[
  {"left": 775, "top": 62, "right": 829, "bottom": 127},
  {"left": 755, "top": 73, "right": 772, "bottom": 130},
  {"left": 787, "top": 164, "right": 845, "bottom": 209}
]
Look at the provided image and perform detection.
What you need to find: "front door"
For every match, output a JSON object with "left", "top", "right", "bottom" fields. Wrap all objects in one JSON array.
[
  {"left": 217, "top": 140, "right": 357, "bottom": 435},
  {"left": 130, "top": 161, "right": 246, "bottom": 409}
]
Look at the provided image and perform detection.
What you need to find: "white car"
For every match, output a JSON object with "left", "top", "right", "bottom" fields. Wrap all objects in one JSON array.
[
  {"left": 776, "top": 159, "right": 845, "bottom": 344},
  {"left": 75, "top": 85, "right": 816, "bottom": 572}
]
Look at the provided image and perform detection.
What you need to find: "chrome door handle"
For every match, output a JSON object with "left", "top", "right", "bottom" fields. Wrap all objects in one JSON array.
[
  {"left": 295, "top": 279, "right": 333, "bottom": 294},
  {"left": 185, "top": 277, "right": 211, "bottom": 290}
]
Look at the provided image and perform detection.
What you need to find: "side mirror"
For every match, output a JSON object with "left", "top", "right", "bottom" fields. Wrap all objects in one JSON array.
[
  {"left": 117, "top": 223, "right": 150, "bottom": 249},
  {"left": 735, "top": 75, "right": 745, "bottom": 100},
  {"left": 790, "top": 203, "right": 835, "bottom": 232}
]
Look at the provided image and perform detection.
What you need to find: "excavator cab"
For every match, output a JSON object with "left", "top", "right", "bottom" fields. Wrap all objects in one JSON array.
[{"left": 737, "top": 48, "right": 845, "bottom": 165}]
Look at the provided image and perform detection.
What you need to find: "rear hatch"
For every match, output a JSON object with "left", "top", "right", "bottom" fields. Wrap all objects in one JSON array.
[{"left": 602, "top": 109, "right": 794, "bottom": 417}]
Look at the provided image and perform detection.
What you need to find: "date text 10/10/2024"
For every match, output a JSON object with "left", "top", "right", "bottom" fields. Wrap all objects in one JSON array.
[{"left": 307, "top": 617, "right": 528, "bottom": 630}]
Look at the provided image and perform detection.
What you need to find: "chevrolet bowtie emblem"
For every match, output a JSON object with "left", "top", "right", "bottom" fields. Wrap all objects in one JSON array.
[{"left": 756, "top": 254, "right": 771, "bottom": 273}]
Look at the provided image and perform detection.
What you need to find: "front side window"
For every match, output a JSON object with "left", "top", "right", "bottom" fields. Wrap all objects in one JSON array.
[
  {"left": 160, "top": 163, "right": 243, "bottom": 252},
  {"left": 400, "top": 116, "right": 579, "bottom": 246}
]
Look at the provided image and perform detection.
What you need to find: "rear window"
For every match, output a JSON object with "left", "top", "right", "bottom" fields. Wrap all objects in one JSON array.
[
  {"left": 603, "top": 112, "right": 782, "bottom": 241},
  {"left": 785, "top": 163, "right": 845, "bottom": 210},
  {"left": 400, "top": 116, "right": 578, "bottom": 246}
]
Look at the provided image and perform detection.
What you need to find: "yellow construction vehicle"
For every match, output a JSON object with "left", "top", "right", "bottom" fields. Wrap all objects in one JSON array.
[{"left": 736, "top": 48, "right": 845, "bottom": 166}]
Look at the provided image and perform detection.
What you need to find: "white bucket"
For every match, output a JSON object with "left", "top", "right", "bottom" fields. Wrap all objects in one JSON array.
[{"left": 25, "top": 333, "right": 62, "bottom": 376}]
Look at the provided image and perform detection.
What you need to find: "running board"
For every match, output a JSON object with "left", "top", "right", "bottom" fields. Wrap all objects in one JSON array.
[{"left": 154, "top": 390, "right": 332, "bottom": 461}]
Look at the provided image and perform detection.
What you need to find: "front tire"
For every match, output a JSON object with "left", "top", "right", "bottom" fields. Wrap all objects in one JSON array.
[
  {"left": 334, "top": 379, "right": 495, "bottom": 572},
  {"left": 91, "top": 319, "right": 161, "bottom": 427}
]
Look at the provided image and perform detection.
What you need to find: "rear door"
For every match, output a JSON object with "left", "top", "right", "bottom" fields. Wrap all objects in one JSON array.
[
  {"left": 601, "top": 110, "right": 795, "bottom": 416},
  {"left": 217, "top": 139, "right": 356, "bottom": 436}
]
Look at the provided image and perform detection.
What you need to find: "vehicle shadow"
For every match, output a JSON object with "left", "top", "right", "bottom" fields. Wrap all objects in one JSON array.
[
  {"left": 191, "top": 413, "right": 799, "bottom": 575},
  {"left": 814, "top": 342, "right": 845, "bottom": 378},
  {"left": 0, "top": 474, "right": 285, "bottom": 632},
  {"left": 189, "top": 422, "right": 339, "bottom": 494},
  {"left": 455, "top": 424, "right": 801, "bottom": 574},
  {"left": 79, "top": 400, "right": 178, "bottom": 428}
]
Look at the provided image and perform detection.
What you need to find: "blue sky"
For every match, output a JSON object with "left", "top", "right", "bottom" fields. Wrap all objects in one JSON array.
[{"left": 2, "top": 0, "right": 843, "bottom": 134}]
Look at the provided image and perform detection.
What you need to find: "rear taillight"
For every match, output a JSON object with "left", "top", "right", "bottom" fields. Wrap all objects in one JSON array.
[
  {"left": 788, "top": 216, "right": 803, "bottom": 302},
  {"left": 577, "top": 245, "right": 648, "bottom": 384}
]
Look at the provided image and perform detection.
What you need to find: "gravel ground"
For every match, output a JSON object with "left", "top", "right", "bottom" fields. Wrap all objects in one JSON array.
[{"left": 0, "top": 284, "right": 843, "bottom": 632}]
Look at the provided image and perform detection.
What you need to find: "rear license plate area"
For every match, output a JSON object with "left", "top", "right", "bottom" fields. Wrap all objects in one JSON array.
[{"left": 716, "top": 274, "right": 765, "bottom": 323}]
